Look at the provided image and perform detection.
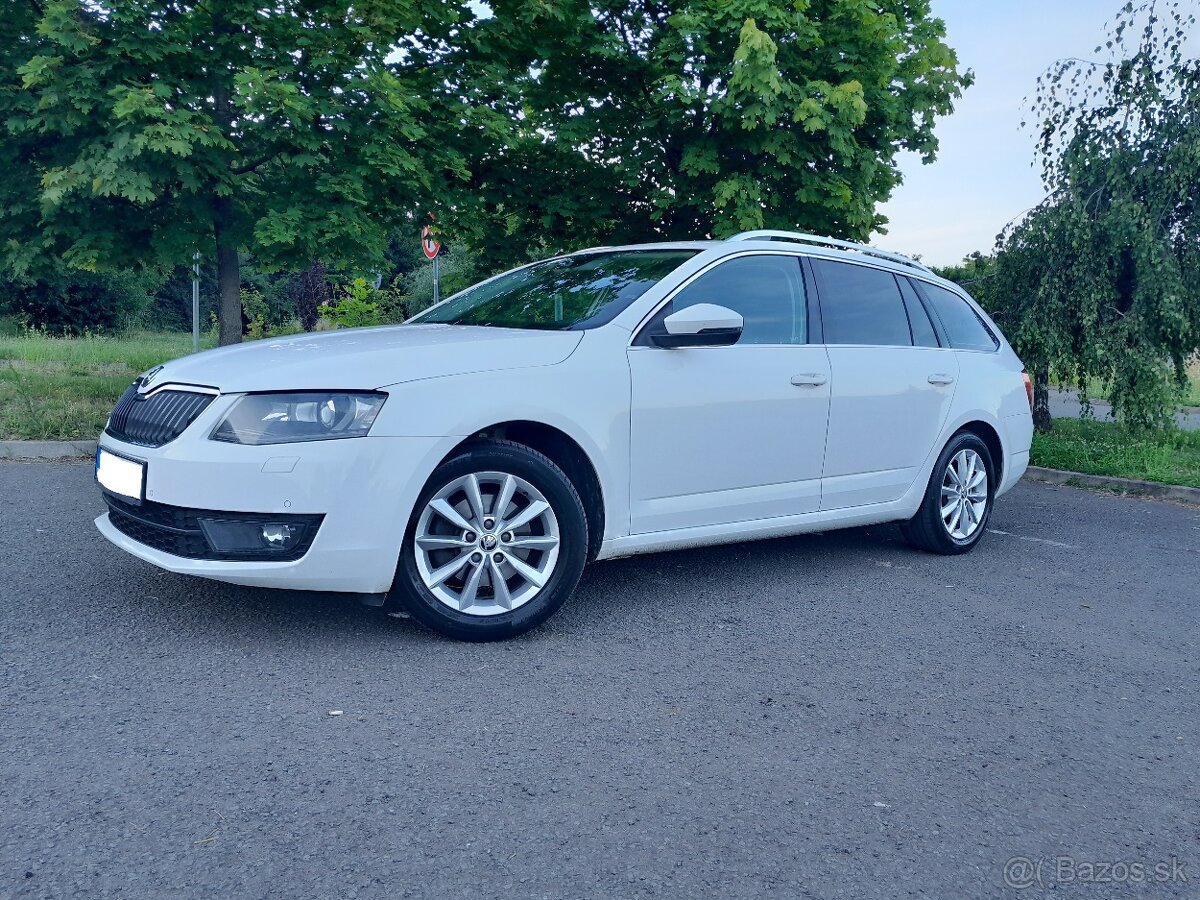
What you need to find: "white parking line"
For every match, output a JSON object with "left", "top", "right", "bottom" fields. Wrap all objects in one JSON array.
[{"left": 988, "top": 528, "right": 1078, "bottom": 550}]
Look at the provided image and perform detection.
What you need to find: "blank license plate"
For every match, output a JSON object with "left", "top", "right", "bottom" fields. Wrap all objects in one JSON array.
[{"left": 96, "top": 448, "right": 145, "bottom": 502}]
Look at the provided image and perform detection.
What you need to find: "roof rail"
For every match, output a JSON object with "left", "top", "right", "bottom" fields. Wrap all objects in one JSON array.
[{"left": 727, "top": 230, "right": 933, "bottom": 275}]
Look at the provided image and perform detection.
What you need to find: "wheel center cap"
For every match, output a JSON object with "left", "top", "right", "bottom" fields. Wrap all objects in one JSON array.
[{"left": 480, "top": 534, "right": 498, "bottom": 551}]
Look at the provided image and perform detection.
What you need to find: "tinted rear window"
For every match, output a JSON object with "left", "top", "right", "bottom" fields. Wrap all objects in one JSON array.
[
  {"left": 813, "top": 259, "right": 912, "bottom": 346},
  {"left": 920, "top": 283, "right": 999, "bottom": 351}
]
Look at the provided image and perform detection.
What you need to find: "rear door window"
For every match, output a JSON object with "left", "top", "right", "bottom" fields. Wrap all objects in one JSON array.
[
  {"left": 813, "top": 259, "right": 912, "bottom": 347},
  {"left": 919, "top": 283, "right": 999, "bottom": 352}
]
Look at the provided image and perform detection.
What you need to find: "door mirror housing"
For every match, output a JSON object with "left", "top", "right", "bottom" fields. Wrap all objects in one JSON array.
[{"left": 651, "top": 303, "right": 743, "bottom": 348}]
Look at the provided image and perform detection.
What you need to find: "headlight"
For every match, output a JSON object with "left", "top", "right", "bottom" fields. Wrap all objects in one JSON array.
[{"left": 210, "top": 392, "right": 387, "bottom": 445}]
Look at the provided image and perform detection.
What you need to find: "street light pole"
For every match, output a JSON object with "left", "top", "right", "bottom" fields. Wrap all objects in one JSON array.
[{"left": 192, "top": 252, "right": 200, "bottom": 352}]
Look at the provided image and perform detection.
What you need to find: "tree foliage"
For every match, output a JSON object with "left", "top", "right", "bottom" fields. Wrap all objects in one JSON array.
[
  {"left": 3, "top": 1, "right": 466, "bottom": 344},
  {"left": 421, "top": 0, "right": 971, "bottom": 265},
  {"left": 932, "top": 252, "right": 997, "bottom": 296},
  {"left": 992, "top": 0, "right": 1200, "bottom": 430},
  {"left": 4, "top": 0, "right": 971, "bottom": 340}
]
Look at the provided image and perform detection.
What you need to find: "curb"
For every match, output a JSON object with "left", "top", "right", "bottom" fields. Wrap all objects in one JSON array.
[
  {"left": 1024, "top": 465, "right": 1200, "bottom": 504},
  {"left": 0, "top": 440, "right": 97, "bottom": 460}
]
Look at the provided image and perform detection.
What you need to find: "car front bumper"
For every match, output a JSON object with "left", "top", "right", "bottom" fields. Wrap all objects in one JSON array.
[{"left": 94, "top": 415, "right": 455, "bottom": 593}]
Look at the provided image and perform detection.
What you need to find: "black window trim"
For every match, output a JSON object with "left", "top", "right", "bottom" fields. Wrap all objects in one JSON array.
[
  {"left": 629, "top": 250, "right": 818, "bottom": 348},
  {"left": 797, "top": 256, "right": 823, "bottom": 344},
  {"left": 897, "top": 274, "right": 947, "bottom": 349},
  {"left": 908, "top": 277, "right": 1000, "bottom": 353}
]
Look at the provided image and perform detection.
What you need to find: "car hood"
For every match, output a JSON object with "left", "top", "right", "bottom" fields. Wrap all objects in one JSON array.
[{"left": 146, "top": 325, "right": 584, "bottom": 394}]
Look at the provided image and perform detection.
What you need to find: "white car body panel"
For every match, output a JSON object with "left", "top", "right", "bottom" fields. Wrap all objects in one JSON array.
[
  {"left": 153, "top": 323, "right": 583, "bottom": 394},
  {"left": 369, "top": 331, "right": 632, "bottom": 542},
  {"left": 662, "top": 302, "right": 745, "bottom": 335},
  {"left": 94, "top": 238, "right": 1034, "bottom": 594},
  {"left": 821, "top": 345, "right": 959, "bottom": 509},
  {"left": 627, "top": 344, "right": 830, "bottom": 532}
]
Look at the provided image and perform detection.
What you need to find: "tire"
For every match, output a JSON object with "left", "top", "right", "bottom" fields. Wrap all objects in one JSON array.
[
  {"left": 900, "top": 431, "right": 995, "bottom": 555},
  {"left": 391, "top": 440, "right": 588, "bottom": 641}
]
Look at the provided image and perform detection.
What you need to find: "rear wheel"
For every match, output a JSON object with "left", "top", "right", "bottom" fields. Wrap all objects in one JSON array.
[
  {"left": 392, "top": 440, "right": 588, "bottom": 641},
  {"left": 900, "top": 432, "right": 994, "bottom": 555}
]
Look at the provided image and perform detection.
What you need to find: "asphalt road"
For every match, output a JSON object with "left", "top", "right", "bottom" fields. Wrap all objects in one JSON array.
[
  {"left": 1048, "top": 387, "right": 1200, "bottom": 431},
  {"left": 2, "top": 462, "right": 1198, "bottom": 900}
]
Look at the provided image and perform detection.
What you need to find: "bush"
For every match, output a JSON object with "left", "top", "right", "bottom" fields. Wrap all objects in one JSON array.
[
  {"left": 240, "top": 263, "right": 297, "bottom": 329},
  {"left": 241, "top": 287, "right": 270, "bottom": 339},
  {"left": 0, "top": 313, "right": 26, "bottom": 336},
  {"left": 376, "top": 280, "right": 424, "bottom": 323},
  {"left": 288, "top": 262, "right": 331, "bottom": 331},
  {"left": 145, "top": 259, "right": 300, "bottom": 334},
  {"left": 321, "top": 278, "right": 383, "bottom": 328},
  {"left": 142, "top": 263, "right": 218, "bottom": 331},
  {"left": 379, "top": 250, "right": 490, "bottom": 323},
  {"left": 0, "top": 266, "right": 157, "bottom": 333}
]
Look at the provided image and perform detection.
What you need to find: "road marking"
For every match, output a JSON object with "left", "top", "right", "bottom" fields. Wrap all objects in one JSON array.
[{"left": 988, "top": 528, "right": 1077, "bottom": 550}]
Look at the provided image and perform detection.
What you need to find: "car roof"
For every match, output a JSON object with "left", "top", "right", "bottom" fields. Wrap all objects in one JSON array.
[{"left": 571, "top": 237, "right": 967, "bottom": 295}]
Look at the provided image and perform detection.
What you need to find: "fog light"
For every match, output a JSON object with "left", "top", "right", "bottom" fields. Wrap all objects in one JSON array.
[
  {"left": 260, "top": 523, "right": 294, "bottom": 548},
  {"left": 199, "top": 518, "right": 303, "bottom": 554}
]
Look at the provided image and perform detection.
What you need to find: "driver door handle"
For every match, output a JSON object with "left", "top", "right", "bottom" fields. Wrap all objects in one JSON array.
[
  {"left": 927, "top": 373, "right": 956, "bottom": 385},
  {"left": 791, "top": 373, "right": 828, "bottom": 387}
]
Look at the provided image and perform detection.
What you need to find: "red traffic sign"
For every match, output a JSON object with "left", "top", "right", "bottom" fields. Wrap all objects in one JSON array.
[{"left": 421, "top": 226, "right": 441, "bottom": 260}]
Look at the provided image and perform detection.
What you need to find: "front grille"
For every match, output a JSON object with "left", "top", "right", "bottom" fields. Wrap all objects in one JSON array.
[
  {"left": 105, "top": 384, "right": 215, "bottom": 448},
  {"left": 103, "top": 494, "right": 323, "bottom": 562}
]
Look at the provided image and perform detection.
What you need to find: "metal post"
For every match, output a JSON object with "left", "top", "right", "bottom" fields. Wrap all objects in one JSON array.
[
  {"left": 191, "top": 252, "right": 200, "bottom": 352},
  {"left": 433, "top": 254, "right": 440, "bottom": 305}
]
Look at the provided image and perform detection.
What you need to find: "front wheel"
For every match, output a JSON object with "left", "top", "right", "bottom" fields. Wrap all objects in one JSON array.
[
  {"left": 391, "top": 440, "right": 588, "bottom": 641},
  {"left": 900, "top": 432, "right": 995, "bottom": 555}
]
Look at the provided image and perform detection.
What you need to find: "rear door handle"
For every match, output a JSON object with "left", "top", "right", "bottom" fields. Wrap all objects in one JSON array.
[
  {"left": 927, "top": 373, "right": 956, "bottom": 385},
  {"left": 791, "top": 373, "right": 828, "bottom": 387}
]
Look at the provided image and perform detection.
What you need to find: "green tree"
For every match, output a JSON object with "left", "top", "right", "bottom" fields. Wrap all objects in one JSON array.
[
  {"left": 993, "top": 0, "right": 1200, "bottom": 431},
  {"left": 3, "top": 1, "right": 465, "bottom": 344},
  {"left": 423, "top": 0, "right": 971, "bottom": 265},
  {"left": 933, "top": 252, "right": 998, "bottom": 296}
]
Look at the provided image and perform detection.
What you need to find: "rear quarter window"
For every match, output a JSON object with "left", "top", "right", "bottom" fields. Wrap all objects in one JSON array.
[{"left": 919, "top": 283, "right": 999, "bottom": 352}]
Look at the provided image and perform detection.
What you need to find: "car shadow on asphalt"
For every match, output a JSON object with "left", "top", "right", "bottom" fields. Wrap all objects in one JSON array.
[{"left": 98, "top": 523, "right": 916, "bottom": 646}]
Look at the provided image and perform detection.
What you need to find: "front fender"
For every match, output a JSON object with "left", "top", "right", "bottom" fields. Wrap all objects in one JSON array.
[{"left": 370, "top": 346, "right": 630, "bottom": 544}]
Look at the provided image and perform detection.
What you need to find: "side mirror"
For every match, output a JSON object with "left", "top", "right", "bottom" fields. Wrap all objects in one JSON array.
[{"left": 651, "top": 303, "right": 744, "bottom": 348}]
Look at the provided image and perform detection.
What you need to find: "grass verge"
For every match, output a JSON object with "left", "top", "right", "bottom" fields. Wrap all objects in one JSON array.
[
  {"left": 0, "top": 330, "right": 210, "bottom": 440},
  {"left": 1031, "top": 418, "right": 1200, "bottom": 489}
]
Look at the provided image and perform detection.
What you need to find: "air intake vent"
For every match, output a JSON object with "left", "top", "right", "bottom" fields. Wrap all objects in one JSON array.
[{"left": 104, "top": 384, "right": 216, "bottom": 448}]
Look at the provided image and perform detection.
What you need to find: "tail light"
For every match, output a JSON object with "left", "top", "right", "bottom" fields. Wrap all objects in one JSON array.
[{"left": 1022, "top": 369, "right": 1034, "bottom": 410}]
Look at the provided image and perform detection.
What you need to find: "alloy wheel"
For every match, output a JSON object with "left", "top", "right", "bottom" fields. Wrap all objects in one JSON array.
[
  {"left": 940, "top": 448, "right": 988, "bottom": 541},
  {"left": 413, "top": 471, "right": 560, "bottom": 616}
]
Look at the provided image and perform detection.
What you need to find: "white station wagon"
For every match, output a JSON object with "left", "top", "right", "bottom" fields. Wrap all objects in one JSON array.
[{"left": 95, "top": 232, "right": 1034, "bottom": 640}]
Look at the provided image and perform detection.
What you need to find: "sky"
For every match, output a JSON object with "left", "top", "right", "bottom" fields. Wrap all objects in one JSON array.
[{"left": 870, "top": 0, "right": 1127, "bottom": 267}]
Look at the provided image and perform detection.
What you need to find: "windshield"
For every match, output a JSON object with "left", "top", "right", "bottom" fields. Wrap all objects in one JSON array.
[{"left": 409, "top": 249, "right": 698, "bottom": 330}]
